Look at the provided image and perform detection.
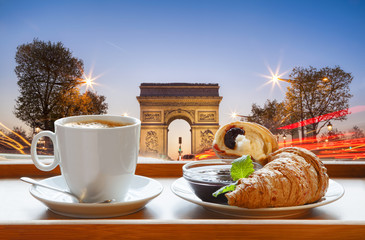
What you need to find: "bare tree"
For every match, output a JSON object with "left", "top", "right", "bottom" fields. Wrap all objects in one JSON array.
[{"left": 350, "top": 125, "right": 365, "bottom": 139}]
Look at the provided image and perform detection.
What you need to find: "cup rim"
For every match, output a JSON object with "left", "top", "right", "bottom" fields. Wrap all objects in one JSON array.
[{"left": 55, "top": 115, "right": 141, "bottom": 130}]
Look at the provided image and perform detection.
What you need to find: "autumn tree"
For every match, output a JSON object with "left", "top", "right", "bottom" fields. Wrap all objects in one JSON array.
[
  {"left": 249, "top": 99, "right": 287, "bottom": 135},
  {"left": 14, "top": 39, "right": 108, "bottom": 131},
  {"left": 83, "top": 90, "right": 108, "bottom": 115},
  {"left": 284, "top": 66, "right": 353, "bottom": 138},
  {"left": 56, "top": 90, "right": 108, "bottom": 117}
]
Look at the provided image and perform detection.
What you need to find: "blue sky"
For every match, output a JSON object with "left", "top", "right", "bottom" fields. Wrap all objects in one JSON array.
[{"left": 1, "top": 0, "right": 365, "bottom": 158}]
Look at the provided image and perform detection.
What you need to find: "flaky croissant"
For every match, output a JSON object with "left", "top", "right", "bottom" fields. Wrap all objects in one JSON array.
[{"left": 226, "top": 147, "right": 329, "bottom": 208}]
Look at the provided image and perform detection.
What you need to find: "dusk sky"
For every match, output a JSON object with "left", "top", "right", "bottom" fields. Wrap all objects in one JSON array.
[{"left": 1, "top": 0, "right": 365, "bottom": 158}]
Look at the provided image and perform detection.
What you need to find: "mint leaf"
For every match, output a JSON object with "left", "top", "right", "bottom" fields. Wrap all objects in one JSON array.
[
  {"left": 212, "top": 155, "right": 255, "bottom": 198},
  {"left": 230, "top": 155, "right": 255, "bottom": 181},
  {"left": 212, "top": 181, "right": 238, "bottom": 197}
]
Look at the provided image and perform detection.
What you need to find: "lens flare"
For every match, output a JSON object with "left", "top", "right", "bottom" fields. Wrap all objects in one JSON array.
[
  {"left": 272, "top": 75, "right": 280, "bottom": 83},
  {"left": 81, "top": 68, "right": 103, "bottom": 91},
  {"left": 82, "top": 74, "right": 96, "bottom": 91},
  {"left": 258, "top": 64, "right": 290, "bottom": 94}
]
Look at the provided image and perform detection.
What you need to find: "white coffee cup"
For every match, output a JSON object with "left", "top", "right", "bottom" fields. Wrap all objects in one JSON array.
[{"left": 31, "top": 115, "right": 141, "bottom": 203}]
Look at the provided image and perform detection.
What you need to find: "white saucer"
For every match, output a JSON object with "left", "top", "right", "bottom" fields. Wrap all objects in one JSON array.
[
  {"left": 29, "top": 175, "right": 163, "bottom": 218},
  {"left": 171, "top": 178, "right": 344, "bottom": 218}
]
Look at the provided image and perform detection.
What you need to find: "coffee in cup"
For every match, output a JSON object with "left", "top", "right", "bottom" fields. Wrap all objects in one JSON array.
[{"left": 64, "top": 119, "right": 131, "bottom": 129}]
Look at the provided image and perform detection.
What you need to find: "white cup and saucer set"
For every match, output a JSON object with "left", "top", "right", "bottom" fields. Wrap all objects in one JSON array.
[{"left": 26, "top": 115, "right": 163, "bottom": 218}]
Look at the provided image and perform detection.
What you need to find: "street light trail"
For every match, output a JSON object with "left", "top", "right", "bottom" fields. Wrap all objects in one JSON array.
[
  {"left": 0, "top": 122, "right": 31, "bottom": 146},
  {"left": 278, "top": 135, "right": 365, "bottom": 160},
  {"left": 278, "top": 105, "right": 365, "bottom": 130}
]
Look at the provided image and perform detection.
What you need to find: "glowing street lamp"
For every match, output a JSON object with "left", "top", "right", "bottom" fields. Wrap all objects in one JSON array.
[
  {"left": 82, "top": 76, "right": 96, "bottom": 91},
  {"left": 81, "top": 69, "right": 101, "bottom": 91},
  {"left": 84, "top": 77, "right": 94, "bottom": 87},
  {"left": 33, "top": 126, "right": 41, "bottom": 137},
  {"left": 327, "top": 121, "right": 333, "bottom": 141},
  {"left": 271, "top": 75, "right": 281, "bottom": 84}
]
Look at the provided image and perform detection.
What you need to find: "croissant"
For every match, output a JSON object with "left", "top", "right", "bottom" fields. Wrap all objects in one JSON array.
[
  {"left": 212, "top": 121, "right": 278, "bottom": 166},
  {"left": 225, "top": 147, "right": 329, "bottom": 208}
]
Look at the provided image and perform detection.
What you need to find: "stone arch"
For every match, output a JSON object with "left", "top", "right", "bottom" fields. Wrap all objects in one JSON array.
[
  {"left": 165, "top": 109, "right": 194, "bottom": 126},
  {"left": 167, "top": 117, "right": 192, "bottom": 159},
  {"left": 137, "top": 83, "right": 222, "bottom": 159}
]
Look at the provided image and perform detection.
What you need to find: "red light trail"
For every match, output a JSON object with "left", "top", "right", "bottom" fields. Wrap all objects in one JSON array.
[{"left": 278, "top": 105, "right": 365, "bottom": 130}]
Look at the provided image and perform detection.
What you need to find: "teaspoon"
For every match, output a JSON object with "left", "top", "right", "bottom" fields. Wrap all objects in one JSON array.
[{"left": 20, "top": 177, "right": 114, "bottom": 204}]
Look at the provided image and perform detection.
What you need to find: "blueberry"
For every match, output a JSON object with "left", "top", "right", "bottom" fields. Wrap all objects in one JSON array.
[{"left": 224, "top": 127, "right": 245, "bottom": 149}]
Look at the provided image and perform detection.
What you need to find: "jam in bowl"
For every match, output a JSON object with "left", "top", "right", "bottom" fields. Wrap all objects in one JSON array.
[{"left": 183, "top": 159, "right": 262, "bottom": 204}]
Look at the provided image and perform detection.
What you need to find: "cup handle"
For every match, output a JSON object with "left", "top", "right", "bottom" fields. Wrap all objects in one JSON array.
[{"left": 31, "top": 131, "right": 60, "bottom": 171}]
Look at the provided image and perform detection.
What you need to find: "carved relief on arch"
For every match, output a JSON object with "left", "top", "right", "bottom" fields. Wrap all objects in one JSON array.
[
  {"left": 199, "top": 129, "right": 214, "bottom": 152},
  {"left": 145, "top": 131, "right": 158, "bottom": 153},
  {"left": 164, "top": 109, "right": 195, "bottom": 125}
]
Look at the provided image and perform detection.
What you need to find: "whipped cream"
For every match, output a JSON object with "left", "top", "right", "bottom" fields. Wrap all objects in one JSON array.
[{"left": 234, "top": 134, "right": 266, "bottom": 160}]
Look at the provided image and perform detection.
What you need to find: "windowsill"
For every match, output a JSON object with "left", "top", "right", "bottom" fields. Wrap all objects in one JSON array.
[{"left": 1, "top": 154, "right": 365, "bottom": 178}]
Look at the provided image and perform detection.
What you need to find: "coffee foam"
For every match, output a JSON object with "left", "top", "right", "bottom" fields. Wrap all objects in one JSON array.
[{"left": 64, "top": 119, "right": 129, "bottom": 128}]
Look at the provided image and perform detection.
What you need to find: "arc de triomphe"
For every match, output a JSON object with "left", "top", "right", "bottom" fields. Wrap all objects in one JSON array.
[{"left": 137, "top": 83, "right": 222, "bottom": 159}]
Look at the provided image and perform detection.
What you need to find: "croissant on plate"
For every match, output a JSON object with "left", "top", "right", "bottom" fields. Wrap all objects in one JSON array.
[{"left": 225, "top": 147, "right": 329, "bottom": 208}]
